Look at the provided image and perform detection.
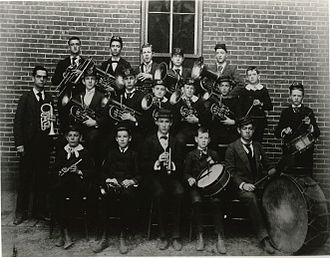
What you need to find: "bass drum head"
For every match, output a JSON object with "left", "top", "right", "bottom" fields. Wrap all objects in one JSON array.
[
  {"left": 262, "top": 175, "right": 308, "bottom": 253},
  {"left": 197, "top": 164, "right": 223, "bottom": 188}
]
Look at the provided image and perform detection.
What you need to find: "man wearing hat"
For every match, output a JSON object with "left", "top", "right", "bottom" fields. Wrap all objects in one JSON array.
[
  {"left": 173, "top": 78, "right": 208, "bottom": 147},
  {"left": 204, "top": 75, "right": 238, "bottom": 156},
  {"left": 274, "top": 82, "right": 320, "bottom": 176},
  {"left": 100, "top": 35, "right": 131, "bottom": 79},
  {"left": 225, "top": 116, "right": 277, "bottom": 254},
  {"left": 209, "top": 43, "right": 244, "bottom": 97},
  {"left": 141, "top": 109, "right": 185, "bottom": 251},
  {"left": 168, "top": 48, "right": 191, "bottom": 92},
  {"left": 69, "top": 66, "right": 108, "bottom": 169},
  {"left": 114, "top": 67, "right": 144, "bottom": 150}
]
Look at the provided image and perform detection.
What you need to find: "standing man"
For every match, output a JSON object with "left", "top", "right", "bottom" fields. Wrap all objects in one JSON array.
[
  {"left": 225, "top": 117, "right": 276, "bottom": 254},
  {"left": 210, "top": 43, "right": 244, "bottom": 97},
  {"left": 14, "top": 65, "right": 55, "bottom": 224},
  {"left": 52, "top": 36, "right": 85, "bottom": 133},
  {"left": 100, "top": 35, "right": 131, "bottom": 92},
  {"left": 135, "top": 43, "right": 158, "bottom": 93}
]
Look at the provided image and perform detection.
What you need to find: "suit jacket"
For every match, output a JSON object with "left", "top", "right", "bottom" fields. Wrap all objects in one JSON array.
[
  {"left": 141, "top": 133, "right": 183, "bottom": 178},
  {"left": 101, "top": 147, "right": 140, "bottom": 183},
  {"left": 209, "top": 61, "right": 244, "bottom": 97},
  {"left": 183, "top": 148, "right": 219, "bottom": 180},
  {"left": 51, "top": 56, "right": 85, "bottom": 85},
  {"left": 100, "top": 57, "right": 131, "bottom": 77},
  {"left": 14, "top": 89, "right": 54, "bottom": 147},
  {"left": 225, "top": 138, "right": 274, "bottom": 188},
  {"left": 70, "top": 89, "right": 107, "bottom": 128},
  {"left": 274, "top": 105, "right": 320, "bottom": 143},
  {"left": 135, "top": 61, "right": 159, "bottom": 92}
]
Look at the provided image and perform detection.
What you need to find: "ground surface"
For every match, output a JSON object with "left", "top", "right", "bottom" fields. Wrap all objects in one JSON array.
[{"left": 1, "top": 191, "right": 329, "bottom": 257}]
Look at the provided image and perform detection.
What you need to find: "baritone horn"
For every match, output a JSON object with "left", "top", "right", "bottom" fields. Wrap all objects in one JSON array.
[
  {"left": 40, "top": 103, "right": 56, "bottom": 135},
  {"left": 154, "top": 62, "right": 181, "bottom": 93},
  {"left": 141, "top": 94, "right": 162, "bottom": 110}
]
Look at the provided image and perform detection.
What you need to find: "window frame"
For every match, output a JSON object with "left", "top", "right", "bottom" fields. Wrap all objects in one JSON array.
[{"left": 141, "top": 0, "right": 203, "bottom": 59}]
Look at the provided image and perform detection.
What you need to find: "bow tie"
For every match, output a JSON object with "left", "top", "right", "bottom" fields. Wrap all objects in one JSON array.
[
  {"left": 199, "top": 150, "right": 208, "bottom": 157},
  {"left": 112, "top": 60, "right": 119, "bottom": 63},
  {"left": 293, "top": 107, "right": 300, "bottom": 113},
  {"left": 126, "top": 92, "right": 134, "bottom": 99},
  {"left": 160, "top": 136, "right": 168, "bottom": 140},
  {"left": 174, "top": 69, "right": 181, "bottom": 75}
]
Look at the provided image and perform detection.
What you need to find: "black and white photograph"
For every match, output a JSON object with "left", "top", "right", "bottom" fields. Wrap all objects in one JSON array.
[{"left": 0, "top": 0, "right": 329, "bottom": 256}]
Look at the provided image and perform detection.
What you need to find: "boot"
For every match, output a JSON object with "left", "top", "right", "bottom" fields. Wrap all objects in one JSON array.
[
  {"left": 93, "top": 231, "right": 109, "bottom": 253},
  {"left": 55, "top": 229, "right": 65, "bottom": 247},
  {"left": 216, "top": 234, "right": 226, "bottom": 254},
  {"left": 119, "top": 232, "right": 128, "bottom": 254},
  {"left": 63, "top": 228, "right": 74, "bottom": 249},
  {"left": 196, "top": 232, "right": 204, "bottom": 251}
]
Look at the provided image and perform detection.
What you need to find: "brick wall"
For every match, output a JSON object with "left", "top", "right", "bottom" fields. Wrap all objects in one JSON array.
[{"left": 0, "top": 0, "right": 329, "bottom": 200}]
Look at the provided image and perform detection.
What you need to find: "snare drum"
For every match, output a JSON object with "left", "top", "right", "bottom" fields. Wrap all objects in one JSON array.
[
  {"left": 196, "top": 163, "right": 230, "bottom": 197},
  {"left": 262, "top": 174, "right": 329, "bottom": 253},
  {"left": 286, "top": 132, "right": 315, "bottom": 155}
]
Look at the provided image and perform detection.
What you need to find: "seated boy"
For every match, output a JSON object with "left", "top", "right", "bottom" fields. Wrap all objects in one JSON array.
[
  {"left": 51, "top": 125, "right": 94, "bottom": 249},
  {"left": 225, "top": 117, "right": 276, "bottom": 254},
  {"left": 93, "top": 126, "right": 140, "bottom": 254},
  {"left": 183, "top": 127, "right": 226, "bottom": 253}
]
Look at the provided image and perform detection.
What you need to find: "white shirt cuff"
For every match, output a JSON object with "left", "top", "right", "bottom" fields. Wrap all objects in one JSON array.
[
  {"left": 239, "top": 182, "right": 245, "bottom": 190},
  {"left": 154, "top": 161, "right": 161, "bottom": 170}
]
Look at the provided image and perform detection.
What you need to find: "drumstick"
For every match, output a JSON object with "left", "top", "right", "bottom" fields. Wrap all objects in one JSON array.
[
  {"left": 244, "top": 103, "right": 254, "bottom": 118},
  {"left": 254, "top": 175, "right": 269, "bottom": 186}
]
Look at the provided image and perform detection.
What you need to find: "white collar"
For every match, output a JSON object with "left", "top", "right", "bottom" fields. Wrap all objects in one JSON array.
[
  {"left": 172, "top": 66, "right": 182, "bottom": 71},
  {"left": 183, "top": 95, "right": 199, "bottom": 103},
  {"left": 119, "top": 146, "right": 129, "bottom": 153},
  {"left": 161, "top": 97, "right": 168, "bottom": 103},
  {"left": 216, "top": 61, "right": 227, "bottom": 68},
  {"left": 64, "top": 144, "right": 84, "bottom": 159},
  {"left": 111, "top": 57, "right": 120, "bottom": 62},
  {"left": 240, "top": 138, "right": 253, "bottom": 146},
  {"left": 157, "top": 131, "right": 169, "bottom": 140},
  {"left": 197, "top": 147, "right": 208, "bottom": 154},
  {"left": 143, "top": 60, "right": 153, "bottom": 66},
  {"left": 292, "top": 104, "right": 302, "bottom": 108},
  {"left": 245, "top": 83, "right": 264, "bottom": 91},
  {"left": 33, "top": 88, "right": 44, "bottom": 98},
  {"left": 70, "top": 55, "right": 80, "bottom": 60},
  {"left": 85, "top": 88, "right": 95, "bottom": 95}
]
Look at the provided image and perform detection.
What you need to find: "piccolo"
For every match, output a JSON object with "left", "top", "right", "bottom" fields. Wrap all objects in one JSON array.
[{"left": 59, "top": 159, "right": 83, "bottom": 177}]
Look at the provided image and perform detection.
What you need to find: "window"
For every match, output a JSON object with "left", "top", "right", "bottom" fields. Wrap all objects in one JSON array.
[{"left": 142, "top": 0, "right": 202, "bottom": 62}]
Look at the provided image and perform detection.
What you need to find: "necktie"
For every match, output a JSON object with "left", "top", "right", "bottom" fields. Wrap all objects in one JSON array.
[
  {"left": 126, "top": 92, "right": 133, "bottom": 99},
  {"left": 244, "top": 144, "right": 253, "bottom": 159},
  {"left": 293, "top": 107, "right": 299, "bottom": 113},
  {"left": 175, "top": 69, "right": 180, "bottom": 75},
  {"left": 37, "top": 92, "right": 43, "bottom": 104},
  {"left": 217, "top": 66, "right": 223, "bottom": 75},
  {"left": 71, "top": 57, "right": 76, "bottom": 66}
]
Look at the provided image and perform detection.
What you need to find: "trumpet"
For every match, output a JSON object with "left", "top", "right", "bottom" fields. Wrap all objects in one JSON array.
[
  {"left": 141, "top": 93, "right": 162, "bottom": 110},
  {"left": 162, "top": 148, "right": 173, "bottom": 175},
  {"left": 40, "top": 103, "right": 56, "bottom": 136},
  {"left": 69, "top": 99, "right": 97, "bottom": 123},
  {"left": 56, "top": 57, "right": 94, "bottom": 96},
  {"left": 108, "top": 98, "right": 142, "bottom": 122}
]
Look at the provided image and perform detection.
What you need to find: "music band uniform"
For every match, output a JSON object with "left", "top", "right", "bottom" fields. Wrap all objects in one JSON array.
[{"left": 13, "top": 66, "right": 54, "bottom": 224}]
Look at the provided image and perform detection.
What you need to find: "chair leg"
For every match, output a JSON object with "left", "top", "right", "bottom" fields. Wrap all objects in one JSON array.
[
  {"left": 82, "top": 196, "right": 89, "bottom": 241},
  {"left": 147, "top": 201, "right": 154, "bottom": 240}
]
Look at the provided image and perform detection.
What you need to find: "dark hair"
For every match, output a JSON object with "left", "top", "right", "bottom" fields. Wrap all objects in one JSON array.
[
  {"left": 246, "top": 66, "right": 260, "bottom": 75},
  {"left": 116, "top": 126, "right": 131, "bottom": 137},
  {"left": 237, "top": 116, "right": 254, "bottom": 129},
  {"left": 141, "top": 43, "right": 153, "bottom": 52},
  {"left": 67, "top": 36, "right": 81, "bottom": 46},
  {"left": 65, "top": 124, "right": 82, "bottom": 135},
  {"left": 289, "top": 81, "right": 304, "bottom": 95},
  {"left": 32, "top": 65, "right": 48, "bottom": 77},
  {"left": 110, "top": 35, "right": 123, "bottom": 48},
  {"left": 195, "top": 126, "right": 210, "bottom": 137}
]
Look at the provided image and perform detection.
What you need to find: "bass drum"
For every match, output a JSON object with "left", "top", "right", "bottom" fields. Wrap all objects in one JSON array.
[{"left": 262, "top": 174, "right": 329, "bottom": 254}]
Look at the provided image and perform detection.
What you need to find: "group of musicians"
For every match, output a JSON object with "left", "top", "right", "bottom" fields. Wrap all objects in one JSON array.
[{"left": 13, "top": 35, "right": 320, "bottom": 254}]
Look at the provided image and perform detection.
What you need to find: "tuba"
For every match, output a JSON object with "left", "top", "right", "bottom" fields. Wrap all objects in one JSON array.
[
  {"left": 40, "top": 103, "right": 56, "bottom": 135},
  {"left": 154, "top": 62, "right": 181, "bottom": 93},
  {"left": 108, "top": 98, "right": 142, "bottom": 122},
  {"left": 56, "top": 57, "right": 94, "bottom": 97}
]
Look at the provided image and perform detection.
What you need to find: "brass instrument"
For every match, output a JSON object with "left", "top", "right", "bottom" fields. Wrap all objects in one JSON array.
[
  {"left": 56, "top": 57, "right": 94, "bottom": 96},
  {"left": 210, "top": 102, "right": 233, "bottom": 120},
  {"left": 180, "top": 97, "right": 198, "bottom": 120},
  {"left": 191, "top": 57, "right": 219, "bottom": 92},
  {"left": 165, "top": 148, "right": 173, "bottom": 175},
  {"left": 154, "top": 62, "right": 181, "bottom": 93},
  {"left": 95, "top": 66, "right": 124, "bottom": 95},
  {"left": 136, "top": 65, "right": 154, "bottom": 92},
  {"left": 141, "top": 93, "right": 162, "bottom": 110},
  {"left": 40, "top": 103, "right": 56, "bottom": 135},
  {"left": 108, "top": 97, "right": 142, "bottom": 122},
  {"left": 69, "top": 98, "right": 97, "bottom": 123}
]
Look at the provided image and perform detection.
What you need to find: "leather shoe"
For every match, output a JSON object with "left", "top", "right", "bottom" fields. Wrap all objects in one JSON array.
[
  {"left": 172, "top": 238, "right": 182, "bottom": 251},
  {"left": 13, "top": 214, "right": 27, "bottom": 225},
  {"left": 93, "top": 238, "right": 109, "bottom": 253},
  {"left": 196, "top": 233, "right": 204, "bottom": 251},
  {"left": 262, "top": 238, "right": 275, "bottom": 254},
  {"left": 158, "top": 238, "right": 169, "bottom": 250}
]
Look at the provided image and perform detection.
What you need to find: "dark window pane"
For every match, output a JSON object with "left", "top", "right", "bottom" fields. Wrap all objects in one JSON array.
[
  {"left": 149, "top": 0, "right": 170, "bottom": 12},
  {"left": 148, "top": 14, "right": 170, "bottom": 53},
  {"left": 173, "top": 14, "right": 194, "bottom": 54},
  {"left": 173, "top": 0, "right": 195, "bottom": 13}
]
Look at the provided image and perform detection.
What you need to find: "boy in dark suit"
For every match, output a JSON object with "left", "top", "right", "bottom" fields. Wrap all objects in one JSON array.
[
  {"left": 209, "top": 43, "right": 244, "bottom": 97},
  {"left": 93, "top": 126, "right": 140, "bottom": 254},
  {"left": 13, "top": 65, "right": 55, "bottom": 224},
  {"left": 225, "top": 117, "right": 276, "bottom": 254},
  {"left": 274, "top": 82, "right": 320, "bottom": 176},
  {"left": 141, "top": 109, "right": 184, "bottom": 251},
  {"left": 184, "top": 127, "right": 226, "bottom": 253},
  {"left": 51, "top": 125, "right": 94, "bottom": 249},
  {"left": 135, "top": 43, "right": 158, "bottom": 93}
]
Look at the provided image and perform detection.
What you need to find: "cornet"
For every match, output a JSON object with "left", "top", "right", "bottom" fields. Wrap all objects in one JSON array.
[
  {"left": 180, "top": 97, "right": 198, "bottom": 120},
  {"left": 108, "top": 98, "right": 142, "bottom": 122},
  {"left": 40, "top": 103, "right": 56, "bottom": 136}
]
